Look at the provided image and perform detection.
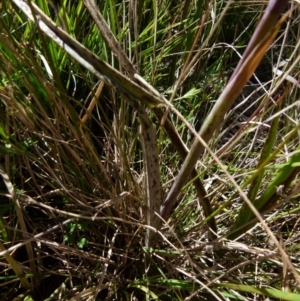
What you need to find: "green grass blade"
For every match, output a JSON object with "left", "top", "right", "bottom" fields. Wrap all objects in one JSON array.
[
  {"left": 227, "top": 102, "right": 281, "bottom": 239},
  {"left": 218, "top": 283, "right": 300, "bottom": 300},
  {"left": 228, "top": 144, "right": 300, "bottom": 239}
]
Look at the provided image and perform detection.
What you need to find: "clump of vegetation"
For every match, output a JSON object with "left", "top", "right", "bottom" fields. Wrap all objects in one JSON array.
[{"left": 1, "top": 0, "right": 300, "bottom": 300}]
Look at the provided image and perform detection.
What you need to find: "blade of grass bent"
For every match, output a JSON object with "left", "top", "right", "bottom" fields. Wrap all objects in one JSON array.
[
  {"left": 77, "top": 0, "right": 217, "bottom": 235},
  {"left": 81, "top": 0, "right": 162, "bottom": 246},
  {"left": 13, "top": 0, "right": 163, "bottom": 247},
  {"left": 160, "top": 0, "right": 288, "bottom": 220},
  {"left": 13, "top": 0, "right": 164, "bottom": 108},
  {"left": 82, "top": 0, "right": 136, "bottom": 76}
]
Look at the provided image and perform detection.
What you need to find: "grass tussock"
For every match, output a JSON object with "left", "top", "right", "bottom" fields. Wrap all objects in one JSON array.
[{"left": 1, "top": 0, "right": 300, "bottom": 300}]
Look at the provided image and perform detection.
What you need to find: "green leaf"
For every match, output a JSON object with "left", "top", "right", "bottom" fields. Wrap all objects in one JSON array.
[
  {"left": 128, "top": 284, "right": 160, "bottom": 301},
  {"left": 77, "top": 237, "right": 88, "bottom": 249},
  {"left": 0, "top": 126, "right": 8, "bottom": 139},
  {"left": 176, "top": 88, "right": 201, "bottom": 100}
]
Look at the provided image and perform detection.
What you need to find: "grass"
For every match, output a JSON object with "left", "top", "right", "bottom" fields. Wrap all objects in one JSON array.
[{"left": 1, "top": 0, "right": 300, "bottom": 300}]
